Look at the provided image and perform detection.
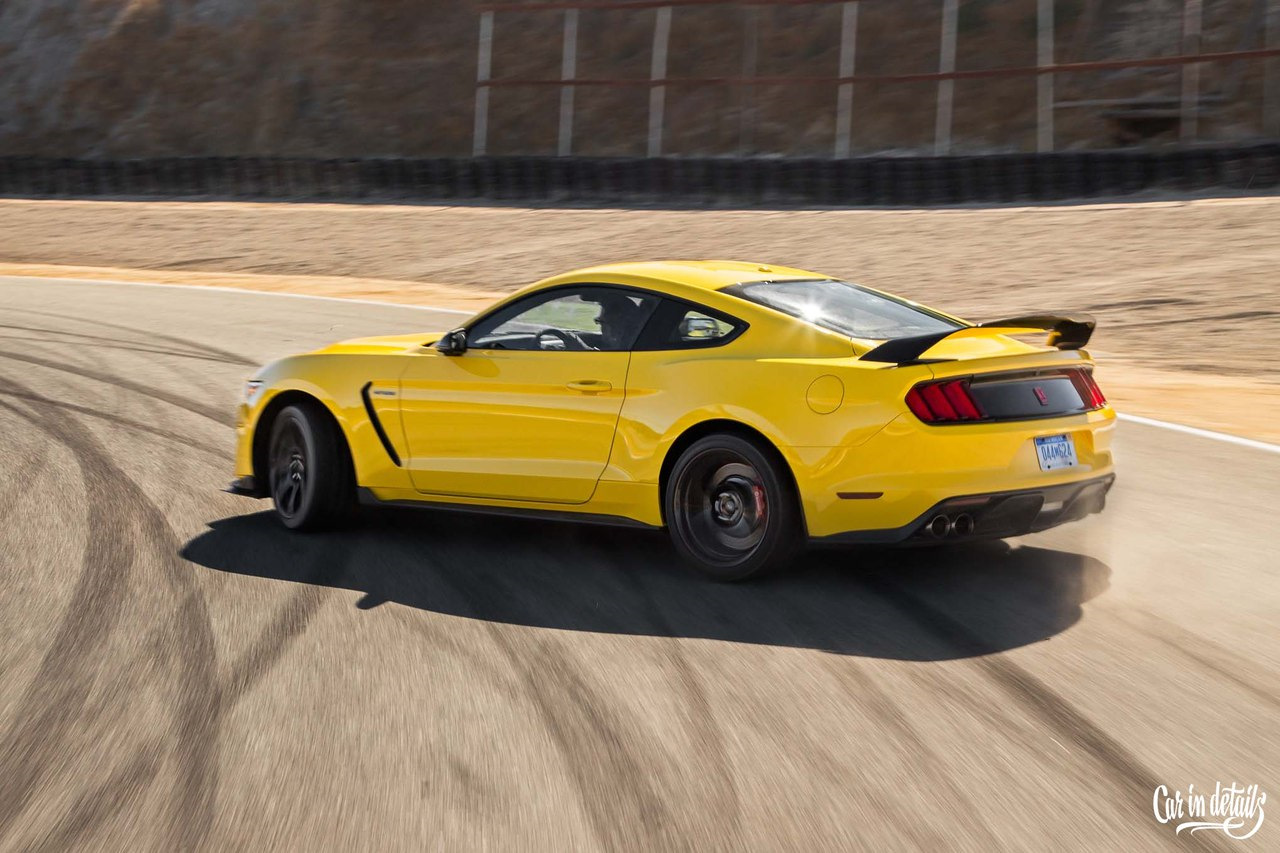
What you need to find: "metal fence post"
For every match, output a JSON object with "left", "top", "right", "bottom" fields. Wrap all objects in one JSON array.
[
  {"left": 649, "top": 6, "right": 672, "bottom": 157},
  {"left": 473, "top": 11, "right": 494, "bottom": 157},
  {"left": 935, "top": 0, "right": 959, "bottom": 155},
  {"left": 738, "top": 6, "right": 759, "bottom": 156},
  {"left": 1181, "top": 0, "right": 1203, "bottom": 143},
  {"left": 559, "top": 9, "right": 579, "bottom": 157},
  {"left": 1037, "top": 0, "right": 1055, "bottom": 152},
  {"left": 834, "top": 2, "right": 859, "bottom": 158},
  {"left": 645, "top": 7, "right": 675, "bottom": 156},
  {"left": 1267, "top": 0, "right": 1280, "bottom": 137}
]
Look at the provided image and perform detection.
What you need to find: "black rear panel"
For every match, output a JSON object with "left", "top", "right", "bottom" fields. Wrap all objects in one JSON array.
[{"left": 967, "top": 373, "right": 1088, "bottom": 420}]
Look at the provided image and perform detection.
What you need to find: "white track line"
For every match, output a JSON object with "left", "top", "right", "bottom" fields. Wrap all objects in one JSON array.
[
  {"left": 0, "top": 275, "right": 474, "bottom": 315},
  {"left": 7, "top": 274, "right": 1279, "bottom": 454},
  {"left": 1116, "top": 413, "right": 1280, "bottom": 454}
]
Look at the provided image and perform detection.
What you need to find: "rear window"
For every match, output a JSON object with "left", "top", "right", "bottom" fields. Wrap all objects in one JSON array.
[{"left": 723, "top": 279, "right": 964, "bottom": 341}]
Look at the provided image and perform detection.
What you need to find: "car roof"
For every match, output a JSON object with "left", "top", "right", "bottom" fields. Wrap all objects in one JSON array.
[{"left": 553, "top": 260, "right": 829, "bottom": 292}]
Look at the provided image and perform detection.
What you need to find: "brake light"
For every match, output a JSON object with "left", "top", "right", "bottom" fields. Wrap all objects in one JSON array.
[
  {"left": 1068, "top": 368, "right": 1107, "bottom": 410},
  {"left": 905, "top": 379, "right": 985, "bottom": 423}
]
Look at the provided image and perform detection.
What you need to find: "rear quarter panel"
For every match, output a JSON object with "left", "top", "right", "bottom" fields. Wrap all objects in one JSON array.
[{"left": 607, "top": 331, "right": 936, "bottom": 487}]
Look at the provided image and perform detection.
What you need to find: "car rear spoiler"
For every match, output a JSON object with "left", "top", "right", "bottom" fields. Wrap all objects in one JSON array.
[{"left": 860, "top": 313, "right": 1096, "bottom": 365}]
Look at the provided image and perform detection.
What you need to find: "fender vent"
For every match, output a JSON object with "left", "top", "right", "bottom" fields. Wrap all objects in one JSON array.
[{"left": 360, "top": 382, "right": 402, "bottom": 466}]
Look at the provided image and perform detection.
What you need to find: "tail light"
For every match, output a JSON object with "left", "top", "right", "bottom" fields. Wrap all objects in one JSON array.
[
  {"left": 1067, "top": 368, "right": 1108, "bottom": 410},
  {"left": 905, "top": 367, "right": 1106, "bottom": 424},
  {"left": 906, "top": 379, "right": 985, "bottom": 423}
]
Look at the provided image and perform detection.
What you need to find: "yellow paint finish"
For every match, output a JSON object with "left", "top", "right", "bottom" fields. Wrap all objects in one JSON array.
[
  {"left": 234, "top": 260, "right": 1116, "bottom": 538},
  {"left": 805, "top": 375, "right": 845, "bottom": 414}
]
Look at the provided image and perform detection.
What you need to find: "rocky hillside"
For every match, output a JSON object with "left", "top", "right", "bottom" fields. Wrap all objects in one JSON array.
[{"left": 0, "top": 0, "right": 1268, "bottom": 159}]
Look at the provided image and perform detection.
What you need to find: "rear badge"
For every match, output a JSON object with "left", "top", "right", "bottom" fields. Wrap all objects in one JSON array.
[{"left": 1033, "top": 386, "right": 1049, "bottom": 406}]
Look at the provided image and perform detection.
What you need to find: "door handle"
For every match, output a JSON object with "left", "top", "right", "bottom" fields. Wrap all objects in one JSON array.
[{"left": 567, "top": 379, "right": 612, "bottom": 393}]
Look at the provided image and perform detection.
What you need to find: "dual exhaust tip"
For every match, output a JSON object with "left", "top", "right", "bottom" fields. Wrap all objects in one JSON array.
[{"left": 925, "top": 513, "right": 975, "bottom": 539}]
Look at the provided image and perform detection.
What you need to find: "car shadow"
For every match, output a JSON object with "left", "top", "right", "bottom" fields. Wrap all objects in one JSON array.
[{"left": 181, "top": 508, "right": 1111, "bottom": 662}]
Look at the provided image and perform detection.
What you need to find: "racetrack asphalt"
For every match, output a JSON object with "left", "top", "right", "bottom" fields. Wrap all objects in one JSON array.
[{"left": 0, "top": 276, "right": 1275, "bottom": 851}]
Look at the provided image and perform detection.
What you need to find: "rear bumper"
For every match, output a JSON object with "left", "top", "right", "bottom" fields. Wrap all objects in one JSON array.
[
  {"left": 794, "top": 407, "right": 1116, "bottom": 538},
  {"left": 812, "top": 473, "right": 1114, "bottom": 545}
]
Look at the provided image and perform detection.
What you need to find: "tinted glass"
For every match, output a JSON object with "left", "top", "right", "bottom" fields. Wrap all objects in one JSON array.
[
  {"left": 469, "top": 287, "right": 658, "bottom": 352},
  {"left": 724, "top": 279, "right": 963, "bottom": 340},
  {"left": 634, "top": 299, "right": 744, "bottom": 350}
]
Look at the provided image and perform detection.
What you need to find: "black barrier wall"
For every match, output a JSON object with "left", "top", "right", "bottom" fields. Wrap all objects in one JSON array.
[{"left": 1, "top": 147, "right": 1277, "bottom": 205}]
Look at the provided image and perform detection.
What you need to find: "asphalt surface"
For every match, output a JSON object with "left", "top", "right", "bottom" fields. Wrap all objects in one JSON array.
[{"left": 0, "top": 276, "right": 1276, "bottom": 852}]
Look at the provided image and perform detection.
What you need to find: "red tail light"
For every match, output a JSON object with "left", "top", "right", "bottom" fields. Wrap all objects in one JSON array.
[
  {"left": 1067, "top": 368, "right": 1107, "bottom": 410},
  {"left": 905, "top": 367, "right": 1105, "bottom": 424},
  {"left": 906, "top": 379, "right": 985, "bottom": 423}
]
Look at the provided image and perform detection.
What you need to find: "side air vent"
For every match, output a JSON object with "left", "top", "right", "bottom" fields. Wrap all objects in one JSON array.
[{"left": 360, "top": 382, "right": 402, "bottom": 466}]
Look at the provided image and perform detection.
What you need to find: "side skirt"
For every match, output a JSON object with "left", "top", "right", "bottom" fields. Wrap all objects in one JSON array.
[{"left": 355, "top": 487, "right": 661, "bottom": 530}]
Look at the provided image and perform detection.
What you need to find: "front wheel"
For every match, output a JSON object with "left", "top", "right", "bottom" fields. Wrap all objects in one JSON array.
[
  {"left": 267, "top": 402, "right": 354, "bottom": 530},
  {"left": 665, "top": 434, "right": 801, "bottom": 581}
]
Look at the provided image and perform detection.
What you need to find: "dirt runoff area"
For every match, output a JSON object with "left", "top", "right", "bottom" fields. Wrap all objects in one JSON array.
[{"left": 1, "top": 196, "right": 1278, "bottom": 442}]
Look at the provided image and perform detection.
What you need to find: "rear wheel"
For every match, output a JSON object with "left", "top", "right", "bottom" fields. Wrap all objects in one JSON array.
[
  {"left": 665, "top": 434, "right": 801, "bottom": 581},
  {"left": 267, "top": 401, "right": 354, "bottom": 530}
]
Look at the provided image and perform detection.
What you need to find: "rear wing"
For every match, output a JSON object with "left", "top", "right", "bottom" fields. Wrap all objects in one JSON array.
[{"left": 860, "top": 313, "right": 1096, "bottom": 366}]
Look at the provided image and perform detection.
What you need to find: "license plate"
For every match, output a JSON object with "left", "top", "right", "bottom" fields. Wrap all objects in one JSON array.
[{"left": 1034, "top": 434, "right": 1078, "bottom": 471}]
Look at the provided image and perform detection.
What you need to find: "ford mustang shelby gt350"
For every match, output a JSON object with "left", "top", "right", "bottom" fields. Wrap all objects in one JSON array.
[{"left": 231, "top": 261, "right": 1114, "bottom": 580}]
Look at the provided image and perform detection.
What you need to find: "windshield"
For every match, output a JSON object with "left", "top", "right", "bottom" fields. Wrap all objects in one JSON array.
[{"left": 723, "top": 279, "right": 964, "bottom": 340}]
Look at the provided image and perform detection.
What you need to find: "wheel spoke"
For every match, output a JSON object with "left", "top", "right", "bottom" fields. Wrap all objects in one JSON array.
[
  {"left": 269, "top": 416, "right": 310, "bottom": 520},
  {"left": 675, "top": 449, "right": 768, "bottom": 565}
]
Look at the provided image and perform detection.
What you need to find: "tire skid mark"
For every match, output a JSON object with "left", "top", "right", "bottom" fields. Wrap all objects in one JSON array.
[
  {"left": 0, "top": 305, "right": 257, "bottom": 367},
  {"left": 23, "top": 742, "right": 164, "bottom": 853},
  {"left": 814, "top": 656, "right": 1003, "bottom": 850},
  {"left": 1104, "top": 606, "right": 1280, "bottom": 713},
  {"left": 148, "top": 496, "right": 353, "bottom": 847},
  {"left": 148, "top": 535, "right": 221, "bottom": 851},
  {"left": 863, "top": 575, "right": 1235, "bottom": 853},
  {"left": 764, "top": 587, "right": 989, "bottom": 851},
  {"left": 768, "top": 582, "right": 1001, "bottom": 848},
  {"left": 614, "top": 561, "right": 745, "bottom": 844},
  {"left": 0, "top": 324, "right": 248, "bottom": 365},
  {"left": 0, "top": 379, "right": 221, "bottom": 850},
  {"left": 0, "top": 441, "right": 49, "bottom": 528},
  {"left": 483, "top": 624, "right": 676, "bottom": 852},
  {"left": 218, "top": 544, "right": 353, "bottom": 706},
  {"left": 420, "top": 542, "right": 675, "bottom": 853},
  {"left": 0, "top": 349, "right": 231, "bottom": 426},
  {"left": 0, "top": 398, "right": 141, "bottom": 843},
  {"left": 388, "top": 609, "right": 523, "bottom": 700},
  {"left": 0, "top": 374, "right": 339, "bottom": 850},
  {"left": 0, "top": 387, "right": 224, "bottom": 459},
  {"left": 155, "top": 528, "right": 349, "bottom": 848}
]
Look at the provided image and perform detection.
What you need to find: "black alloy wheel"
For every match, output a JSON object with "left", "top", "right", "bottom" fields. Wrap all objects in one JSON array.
[
  {"left": 267, "top": 401, "right": 353, "bottom": 531},
  {"left": 665, "top": 433, "right": 800, "bottom": 580}
]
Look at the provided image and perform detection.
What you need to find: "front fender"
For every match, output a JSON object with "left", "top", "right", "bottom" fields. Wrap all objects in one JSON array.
[{"left": 234, "top": 354, "right": 413, "bottom": 491}]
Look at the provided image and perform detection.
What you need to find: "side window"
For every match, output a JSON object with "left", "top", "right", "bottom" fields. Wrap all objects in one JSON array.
[
  {"left": 635, "top": 299, "right": 745, "bottom": 350},
  {"left": 676, "top": 310, "right": 736, "bottom": 343},
  {"left": 468, "top": 286, "right": 658, "bottom": 352}
]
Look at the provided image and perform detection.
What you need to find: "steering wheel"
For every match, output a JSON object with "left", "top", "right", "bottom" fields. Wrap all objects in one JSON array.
[{"left": 536, "top": 328, "right": 594, "bottom": 351}]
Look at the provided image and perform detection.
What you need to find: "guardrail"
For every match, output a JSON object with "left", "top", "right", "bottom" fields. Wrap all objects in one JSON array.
[{"left": 0, "top": 147, "right": 1277, "bottom": 206}]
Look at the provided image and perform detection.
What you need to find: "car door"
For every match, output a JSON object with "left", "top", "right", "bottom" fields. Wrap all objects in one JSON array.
[{"left": 398, "top": 285, "right": 659, "bottom": 503}]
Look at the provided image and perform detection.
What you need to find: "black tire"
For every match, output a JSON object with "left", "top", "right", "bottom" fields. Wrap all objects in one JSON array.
[
  {"left": 664, "top": 433, "right": 801, "bottom": 581},
  {"left": 267, "top": 401, "right": 354, "bottom": 531}
]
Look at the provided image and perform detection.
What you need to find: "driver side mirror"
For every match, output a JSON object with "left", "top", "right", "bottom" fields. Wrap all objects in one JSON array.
[{"left": 435, "top": 328, "right": 468, "bottom": 356}]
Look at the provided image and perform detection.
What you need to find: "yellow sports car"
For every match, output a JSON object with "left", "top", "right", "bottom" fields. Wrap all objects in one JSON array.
[{"left": 231, "top": 261, "right": 1114, "bottom": 580}]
